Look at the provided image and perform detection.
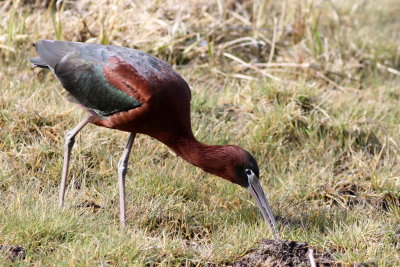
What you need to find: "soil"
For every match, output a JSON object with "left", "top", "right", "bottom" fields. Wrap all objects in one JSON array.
[
  {"left": 0, "top": 245, "right": 26, "bottom": 261},
  {"left": 228, "top": 239, "right": 339, "bottom": 267}
]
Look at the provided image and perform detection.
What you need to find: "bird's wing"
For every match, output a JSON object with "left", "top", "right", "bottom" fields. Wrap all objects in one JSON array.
[{"left": 30, "top": 40, "right": 146, "bottom": 116}]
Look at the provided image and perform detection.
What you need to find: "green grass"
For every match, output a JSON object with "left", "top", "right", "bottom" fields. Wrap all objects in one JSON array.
[{"left": 1, "top": 0, "right": 400, "bottom": 265}]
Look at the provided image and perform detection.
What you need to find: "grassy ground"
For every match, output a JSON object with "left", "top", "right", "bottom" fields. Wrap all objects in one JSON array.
[{"left": 1, "top": 0, "right": 400, "bottom": 265}]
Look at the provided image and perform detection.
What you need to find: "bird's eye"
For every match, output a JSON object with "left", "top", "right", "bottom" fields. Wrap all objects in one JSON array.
[{"left": 245, "top": 169, "right": 252, "bottom": 176}]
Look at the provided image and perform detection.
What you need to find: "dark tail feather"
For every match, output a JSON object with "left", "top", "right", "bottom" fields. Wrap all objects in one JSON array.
[
  {"left": 31, "top": 40, "right": 87, "bottom": 69},
  {"left": 30, "top": 57, "right": 49, "bottom": 69},
  {"left": 34, "top": 40, "right": 80, "bottom": 69}
]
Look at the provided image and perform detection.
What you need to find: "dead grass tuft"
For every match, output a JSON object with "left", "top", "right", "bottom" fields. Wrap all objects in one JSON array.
[{"left": 307, "top": 182, "right": 400, "bottom": 211}]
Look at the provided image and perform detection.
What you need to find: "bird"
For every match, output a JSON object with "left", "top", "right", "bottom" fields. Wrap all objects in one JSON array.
[{"left": 30, "top": 40, "right": 280, "bottom": 238}]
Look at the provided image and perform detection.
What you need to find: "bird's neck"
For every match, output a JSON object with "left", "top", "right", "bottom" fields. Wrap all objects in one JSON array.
[{"left": 155, "top": 133, "right": 235, "bottom": 182}]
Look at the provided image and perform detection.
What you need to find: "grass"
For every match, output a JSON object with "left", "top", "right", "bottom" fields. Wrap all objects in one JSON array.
[{"left": 1, "top": 0, "right": 400, "bottom": 265}]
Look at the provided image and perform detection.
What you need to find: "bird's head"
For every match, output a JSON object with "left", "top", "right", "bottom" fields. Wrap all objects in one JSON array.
[
  {"left": 175, "top": 143, "right": 280, "bottom": 237},
  {"left": 218, "top": 146, "right": 280, "bottom": 237}
]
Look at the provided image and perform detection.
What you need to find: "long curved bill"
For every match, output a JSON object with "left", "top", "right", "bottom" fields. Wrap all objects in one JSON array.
[{"left": 247, "top": 174, "right": 280, "bottom": 238}]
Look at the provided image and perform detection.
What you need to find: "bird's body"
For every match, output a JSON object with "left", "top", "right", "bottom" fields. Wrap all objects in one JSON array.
[{"left": 30, "top": 40, "right": 279, "bottom": 237}]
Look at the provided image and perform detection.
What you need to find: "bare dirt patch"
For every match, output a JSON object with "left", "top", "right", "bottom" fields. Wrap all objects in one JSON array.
[
  {"left": 228, "top": 239, "right": 338, "bottom": 267},
  {"left": 0, "top": 244, "right": 26, "bottom": 261}
]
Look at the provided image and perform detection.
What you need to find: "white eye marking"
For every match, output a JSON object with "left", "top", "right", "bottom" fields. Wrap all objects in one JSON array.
[
  {"left": 244, "top": 169, "right": 255, "bottom": 178},
  {"left": 245, "top": 169, "right": 256, "bottom": 188}
]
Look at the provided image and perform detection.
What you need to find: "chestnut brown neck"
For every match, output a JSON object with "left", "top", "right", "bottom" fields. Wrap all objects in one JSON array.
[{"left": 152, "top": 132, "right": 236, "bottom": 183}]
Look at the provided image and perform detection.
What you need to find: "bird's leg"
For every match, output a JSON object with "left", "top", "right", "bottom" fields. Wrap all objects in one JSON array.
[
  {"left": 59, "top": 115, "right": 93, "bottom": 207},
  {"left": 117, "top": 133, "right": 136, "bottom": 227}
]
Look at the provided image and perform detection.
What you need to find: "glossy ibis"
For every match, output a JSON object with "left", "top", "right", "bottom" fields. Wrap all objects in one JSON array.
[{"left": 30, "top": 40, "right": 279, "bottom": 237}]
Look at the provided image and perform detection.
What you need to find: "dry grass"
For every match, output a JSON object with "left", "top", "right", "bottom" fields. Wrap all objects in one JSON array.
[{"left": 1, "top": 0, "right": 400, "bottom": 265}]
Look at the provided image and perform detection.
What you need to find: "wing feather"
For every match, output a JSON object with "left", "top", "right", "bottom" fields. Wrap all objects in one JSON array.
[{"left": 31, "top": 40, "right": 143, "bottom": 116}]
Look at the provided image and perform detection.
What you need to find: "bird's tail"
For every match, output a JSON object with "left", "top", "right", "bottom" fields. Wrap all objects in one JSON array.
[{"left": 29, "top": 57, "right": 49, "bottom": 69}]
